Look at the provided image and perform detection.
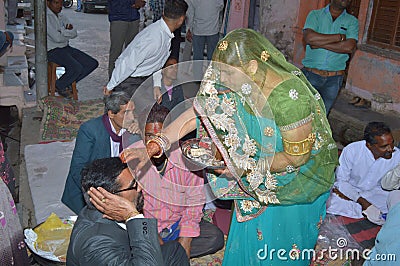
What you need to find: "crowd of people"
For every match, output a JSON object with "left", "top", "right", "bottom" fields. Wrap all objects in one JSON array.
[{"left": 3, "top": 0, "right": 400, "bottom": 265}]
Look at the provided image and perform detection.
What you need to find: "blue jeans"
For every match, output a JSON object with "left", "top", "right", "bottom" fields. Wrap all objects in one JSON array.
[
  {"left": 192, "top": 33, "right": 220, "bottom": 79},
  {"left": 48, "top": 45, "right": 98, "bottom": 92},
  {"left": 0, "top": 31, "right": 14, "bottom": 57},
  {"left": 76, "top": 0, "right": 82, "bottom": 10},
  {"left": 302, "top": 68, "right": 344, "bottom": 114}
]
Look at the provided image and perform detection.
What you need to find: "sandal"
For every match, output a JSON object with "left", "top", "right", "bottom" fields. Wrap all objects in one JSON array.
[{"left": 348, "top": 96, "right": 361, "bottom": 105}]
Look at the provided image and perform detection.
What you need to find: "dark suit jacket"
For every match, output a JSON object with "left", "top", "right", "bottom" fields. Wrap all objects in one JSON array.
[
  {"left": 160, "top": 83, "right": 185, "bottom": 112},
  {"left": 67, "top": 207, "right": 189, "bottom": 266},
  {"left": 61, "top": 116, "right": 140, "bottom": 214}
]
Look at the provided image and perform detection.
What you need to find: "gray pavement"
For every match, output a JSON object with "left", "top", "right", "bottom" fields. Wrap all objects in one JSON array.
[{"left": 63, "top": 7, "right": 110, "bottom": 101}]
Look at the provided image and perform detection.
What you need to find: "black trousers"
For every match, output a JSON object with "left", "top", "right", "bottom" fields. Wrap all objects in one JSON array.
[{"left": 189, "top": 220, "right": 225, "bottom": 258}]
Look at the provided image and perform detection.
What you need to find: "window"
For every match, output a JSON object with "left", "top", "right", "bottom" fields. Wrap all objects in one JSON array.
[{"left": 367, "top": 0, "right": 400, "bottom": 51}]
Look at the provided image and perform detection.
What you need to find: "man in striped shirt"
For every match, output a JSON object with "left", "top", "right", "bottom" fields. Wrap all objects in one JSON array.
[{"left": 139, "top": 104, "right": 224, "bottom": 258}]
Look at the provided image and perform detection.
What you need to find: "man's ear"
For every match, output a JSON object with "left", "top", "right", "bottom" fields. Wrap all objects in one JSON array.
[
  {"left": 247, "top": 59, "right": 258, "bottom": 76},
  {"left": 107, "top": 110, "right": 114, "bottom": 119}
]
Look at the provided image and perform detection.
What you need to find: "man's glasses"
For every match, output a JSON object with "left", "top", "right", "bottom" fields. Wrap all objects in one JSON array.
[{"left": 113, "top": 179, "right": 138, "bottom": 194}]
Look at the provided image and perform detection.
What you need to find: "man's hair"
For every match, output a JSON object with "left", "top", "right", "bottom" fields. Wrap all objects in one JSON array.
[
  {"left": 146, "top": 103, "right": 170, "bottom": 124},
  {"left": 163, "top": 0, "right": 188, "bottom": 20},
  {"left": 81, "top": 157, "right": 127, "bottom": 208},
  {"left": 363, "top": 122, "right": 391, "bottom": 144},
  {"left": 103, "top": 91, "right": 130, "bottom": 114}
]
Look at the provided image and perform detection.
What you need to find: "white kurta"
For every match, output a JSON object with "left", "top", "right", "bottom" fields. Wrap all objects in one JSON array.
[{"left": 327, "top": 140, "right": 400, "bottom": 218}]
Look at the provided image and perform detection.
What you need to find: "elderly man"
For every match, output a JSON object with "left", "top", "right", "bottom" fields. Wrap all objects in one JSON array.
[
  {"left": 47, "top": 0, "right": 98, "bottom": 98},
  {"left": 67, "top": 157, "right": 189, "bottom": 265},
  {"left": 327, "top": 122, "right": 400, "bottom": 225},
  {"left": 62, "top": 92, "right": 139, "bottom": 214}
]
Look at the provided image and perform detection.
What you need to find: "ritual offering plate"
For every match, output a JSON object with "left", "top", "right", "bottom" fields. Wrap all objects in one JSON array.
[{"left": 181, "top": 138, "right": 226, "bottom": 170}]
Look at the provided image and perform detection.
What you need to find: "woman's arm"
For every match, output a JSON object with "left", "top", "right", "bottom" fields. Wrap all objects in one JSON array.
[{"left": 270, "top": 121, "right": 313, "bottom": 173}]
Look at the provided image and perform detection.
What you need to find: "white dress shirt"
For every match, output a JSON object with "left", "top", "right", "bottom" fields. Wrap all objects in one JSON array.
[
  {"left": 186, "top": 0, "right": 224, "bottom": 36},
  {"left": 109, "top": 118, "right": 126, "bottom": 157},
  {"left": 327, "top": 140, "right": 400, "bottom": 218},
  {"left": 46, "top": 7, "right": 77, "bottom": 51},
  {"left": 106, "top": 18, "right": 174, "bottom": 91}
]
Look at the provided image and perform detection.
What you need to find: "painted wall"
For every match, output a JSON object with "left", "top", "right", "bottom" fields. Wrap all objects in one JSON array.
[
  {"left": 343, "top": 0, "right": 400, "bottom": 113},
  {"left": 258, "top": 0, "right": 300, "bottom": 60}
]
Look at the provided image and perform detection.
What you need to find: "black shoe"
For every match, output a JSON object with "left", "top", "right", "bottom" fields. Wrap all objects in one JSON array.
[
  {"left": 57, "top": 90, "right": 72, "bottom": 99},
  {"left": 74, "top": 9, "right": 81, "bottom": 12}
]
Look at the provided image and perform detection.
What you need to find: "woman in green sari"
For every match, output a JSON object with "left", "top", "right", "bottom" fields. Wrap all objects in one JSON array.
[
  {"left": 91, "top": 29, "right": 338, "bottom": 265},
  {"left": 192, "top": 29, "right": 338, "bottom": 265}
]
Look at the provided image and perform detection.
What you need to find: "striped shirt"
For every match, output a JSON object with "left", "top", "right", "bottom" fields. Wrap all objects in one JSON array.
[{"left": 137, "top": 146, "right": 205, "bottom": 237}]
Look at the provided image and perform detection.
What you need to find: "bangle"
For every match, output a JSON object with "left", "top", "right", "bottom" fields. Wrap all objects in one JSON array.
[
  {"left": 340, "top": 34, "right": 345, "bottom": 42},
  {"left": 125, "top": 210, "right": 140, "bottom": 222},
  {"left": 147, "top": 138, "right": 163, "bottom": 158},
  {"left": 146, "top": 133, "right": 171, "bottom": 159}
]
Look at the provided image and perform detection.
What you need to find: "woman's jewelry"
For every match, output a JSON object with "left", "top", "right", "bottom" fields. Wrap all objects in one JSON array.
[
  {"left": 146, "top": 133, "right": 171, "bottom": 158},
  {"left": 125, "top": 210, "right": 140, "bottom": 222},
  {"left": 101, "top": 197, "right": 106, "bottom": 203},
  {"left": 282, "top": 133, "right": 316, "bottom": 156}
]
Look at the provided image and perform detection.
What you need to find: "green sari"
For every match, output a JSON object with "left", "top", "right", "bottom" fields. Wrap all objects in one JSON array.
[{"left": 193, "top": 29, "right": 337, "bottom": 265}]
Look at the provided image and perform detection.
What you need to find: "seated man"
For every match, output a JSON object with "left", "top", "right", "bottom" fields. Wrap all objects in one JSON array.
[
  {"left": 327, "top": 122, "right": 400, "bottom": 225},
  {"left": 67, "top": 157, "right": 189, "bottom": 265},
  {"left": 46, "top": 0, "right": 98, "bottom": 98},
  {"left": 0, "top": 31, "right": 13, "bottom": 57},
  {"left": 140, "top": 104, "right": 224, "bottom": 258},
  {"left": 62, "top": 92, "right": 140, "bottom": 214}
]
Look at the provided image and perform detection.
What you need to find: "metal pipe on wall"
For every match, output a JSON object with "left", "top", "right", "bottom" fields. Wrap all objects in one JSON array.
[{"left": 34, "top": 0, "right": 48, "bottom": 109}]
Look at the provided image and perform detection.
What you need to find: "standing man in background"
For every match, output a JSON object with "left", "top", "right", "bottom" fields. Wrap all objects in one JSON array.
[
  {"left": 186, "top": 0, "right": 224, "bottom": 80},
  {"left": 104, "top": 0, "right": 188, "bottom": 97},
  {"left": 108, "top": 0, "right": 146, "bottom": 77},
  {"left": 302, "top": 0, "right": 358, "bottom": 115}
]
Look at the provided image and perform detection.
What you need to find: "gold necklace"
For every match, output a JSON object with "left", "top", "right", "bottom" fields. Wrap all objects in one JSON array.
[{"left": 156, "top": 158, "right": 168, "bottom": 174}]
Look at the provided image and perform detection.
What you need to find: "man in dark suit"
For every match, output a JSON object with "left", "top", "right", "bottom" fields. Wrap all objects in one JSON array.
[
  {"left": 67, "top": 157, "right": 189, "bottom": 265},
  {"left": 62, "top": 92, "right": 140, "bottom": 214}
]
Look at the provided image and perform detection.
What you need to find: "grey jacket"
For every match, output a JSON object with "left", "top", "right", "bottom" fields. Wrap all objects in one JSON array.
[{"left": 67, "top": 207, "right": 189, "bottom": 265}]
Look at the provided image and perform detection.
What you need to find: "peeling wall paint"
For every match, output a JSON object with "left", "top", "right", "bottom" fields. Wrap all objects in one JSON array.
[{"left": 259, "top": 0, "right": 300, "bottom": 59}]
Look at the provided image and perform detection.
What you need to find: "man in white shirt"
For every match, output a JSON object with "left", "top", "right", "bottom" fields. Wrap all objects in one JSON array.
[
  {"left": 46, "top": 0, "right": 98, "bottom": 99},
  {"left": 327, "top": 122, "right": 400, "bottom": 225},
  {"left": 104, "top": 0, "right": 188, "bottom": 98}
]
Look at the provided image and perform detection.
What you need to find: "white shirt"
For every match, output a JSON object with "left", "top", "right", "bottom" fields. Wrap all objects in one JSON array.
[
  {"left": 117, "top": 214, "right": 145, "bottom": 230},
  {"left": 109, "top": 118, "right": 126, "bottom": 157},
  {"left": 186, "top": 0, "right": 224, "bottom": 36},
  {"left": 46, "top": 7, "right": 77, "bottom": 51},
  {"left": 106, "top": 18, "right": 174, "bottom": 91},
  {"left": 381, "top": 163, "right": 400, "bottom": 190},
  {"left": 327, "top": 140, "right": 400, "bottom": 218}
]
